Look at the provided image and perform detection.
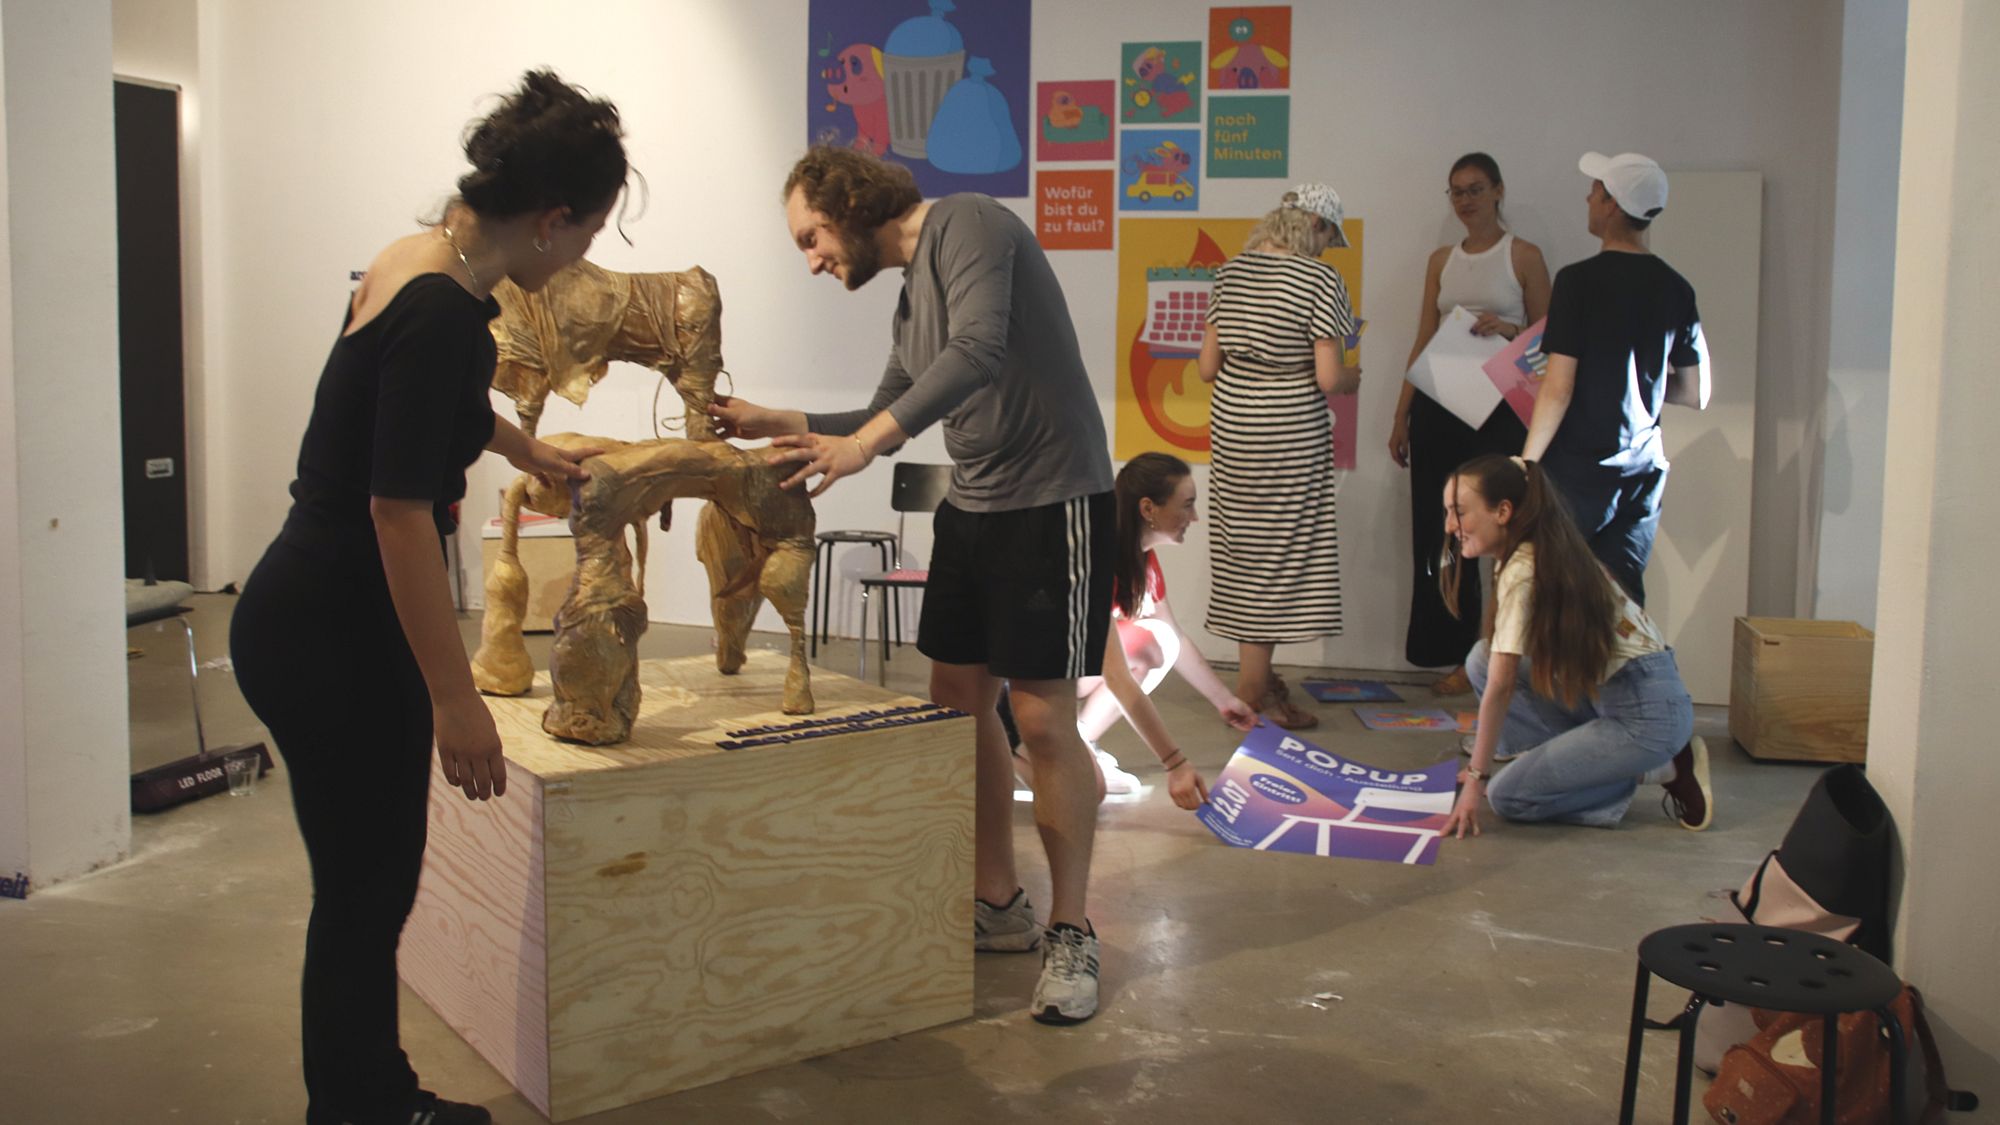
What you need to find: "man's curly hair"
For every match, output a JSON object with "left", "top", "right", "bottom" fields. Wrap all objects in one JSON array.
[{"left": 782, "top": 146, "right": 922, "bottom": 238}]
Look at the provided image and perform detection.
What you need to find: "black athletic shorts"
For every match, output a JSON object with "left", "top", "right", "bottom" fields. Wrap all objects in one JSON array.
[{"left": 917, "top": 491, "right": 1114, "bottom": 681}]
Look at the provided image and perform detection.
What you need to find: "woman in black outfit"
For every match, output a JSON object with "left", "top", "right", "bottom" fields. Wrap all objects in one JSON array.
[{"left": 229, "top": 71, "right": 628, "bottom": 1125}]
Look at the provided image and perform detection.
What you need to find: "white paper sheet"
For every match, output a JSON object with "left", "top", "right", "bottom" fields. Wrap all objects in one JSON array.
[{"left": 1405, "top": 305, "right": 1507, "bottom": 428}]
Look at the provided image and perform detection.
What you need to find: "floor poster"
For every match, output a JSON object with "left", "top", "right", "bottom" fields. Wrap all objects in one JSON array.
[{"left": 1198, "top": 725, "right": 1457, "bottom": 865}]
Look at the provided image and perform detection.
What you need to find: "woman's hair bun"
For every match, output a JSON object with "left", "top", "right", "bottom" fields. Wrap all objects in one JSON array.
[{"left": 457, "top": 69, "right": 628, "bottom": 220}]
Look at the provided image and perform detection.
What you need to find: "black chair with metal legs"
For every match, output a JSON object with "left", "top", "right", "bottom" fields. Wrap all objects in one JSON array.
[
  {"left": 856, "top": 462, "right": 952, "bottom": 684},
  {"left": 809, "top": 530, "right": 895, "bottom": 658},
  {"left": 1618, "top": 922, "right": 1907, "bottom": 1125}
]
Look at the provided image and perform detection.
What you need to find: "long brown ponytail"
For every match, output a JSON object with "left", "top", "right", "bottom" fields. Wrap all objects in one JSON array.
[
  {"left": 1440, "top": 456, "right": 1617, "bottom": 707},
  {"left": 1113, "top": 453, "right": 1191, "bottom": 617}
]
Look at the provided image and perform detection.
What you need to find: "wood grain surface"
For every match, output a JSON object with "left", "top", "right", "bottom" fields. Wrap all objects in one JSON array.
[
  {"left": 399, "top": 768, "right": 552, "bottom": 1115},
  {"left": 1730, "top": 617, "right": 1873, "bottom": 762},
  {"left": 405, "top": 652, "right": 974, "bottom": 1121}
]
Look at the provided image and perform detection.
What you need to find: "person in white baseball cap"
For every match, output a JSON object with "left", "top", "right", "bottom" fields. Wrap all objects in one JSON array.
[
  {"left": 1517, "top": 150, "right": 1711, "bottom": 606},
  {"left": 1578, "top": 151, "right": 1669, "bottom": 224},
  {"left": 1281, "top": 181, "right": 1349, "bottom": 247}
]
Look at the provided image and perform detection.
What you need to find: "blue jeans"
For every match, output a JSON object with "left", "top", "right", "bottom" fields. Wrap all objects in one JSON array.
[{"left": 1465, "top": 640, "right": 1693, "bottom": 828}]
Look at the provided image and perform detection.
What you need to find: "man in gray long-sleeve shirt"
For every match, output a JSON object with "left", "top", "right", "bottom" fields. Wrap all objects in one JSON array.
[{"left": 709, "top": 147, "right": 1113, "bottom": 1025}]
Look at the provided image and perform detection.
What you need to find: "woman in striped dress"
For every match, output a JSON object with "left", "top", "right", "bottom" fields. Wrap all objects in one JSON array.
[{"left": 1198, "top": 183, "right": 1360, "bottom": 729}]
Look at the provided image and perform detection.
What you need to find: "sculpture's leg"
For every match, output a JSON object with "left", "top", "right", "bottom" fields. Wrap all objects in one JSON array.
[
  {"left": 543, "top": 531, "right": 646, "bottom": 745},
  {"left": 674, "top": 365, "right": 721, "bottom": 442},
  {"left": 631, "top": 518, "right": 649, "bottom": 600},
  {"left": 696, "top": 502, "right": 760, "bottom": 676},
  {"left": 514, "top": 393, "right": 546, "bottom": 440},
  {"left": 761, "top": 538, "right": 816, "bottom": 715},
  {"left": 470, "top": 477, "right": 537, "bottom": 695}
]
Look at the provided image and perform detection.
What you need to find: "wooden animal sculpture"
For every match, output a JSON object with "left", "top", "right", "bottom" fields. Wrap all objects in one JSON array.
[
  {"left": 470, "top": 259, "right": 818, "bottom": 744},
  {"left": 545, "top": 437, "right": 817, "bottom": 744},
  {"left": 489, "top": 259, "right": 723, "bottom": 440},
  {"left": 468, "top": 432, "right": 650, "bottom": 697}
]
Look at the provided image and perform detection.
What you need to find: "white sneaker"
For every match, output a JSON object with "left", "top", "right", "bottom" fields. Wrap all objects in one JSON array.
[
  {"left": 974, "top": 889, "right": 1041, "bottom": 953},
  {"left": 1031, "top": 924, "right": 1101, "bottom": 1025},
  {"left": 1092, "top": 745, "right": 1140, "bottom": 795}
]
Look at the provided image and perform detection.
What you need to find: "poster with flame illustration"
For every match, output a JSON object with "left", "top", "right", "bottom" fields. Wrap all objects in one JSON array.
[{"left": 1115, "top": 217, "right": 1363, "bottom": 464}]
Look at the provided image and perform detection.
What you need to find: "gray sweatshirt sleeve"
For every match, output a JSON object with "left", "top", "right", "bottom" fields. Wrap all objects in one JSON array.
[
  {"left": 884, "top": 208, "right": 1014, "bottom": 437},
  {"left": 806, "top": 352, "right": 913, "bottom": 436}
]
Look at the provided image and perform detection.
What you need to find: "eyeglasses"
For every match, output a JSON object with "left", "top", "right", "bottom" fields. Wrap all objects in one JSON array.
[{"left": 1446, "top": 184, "right": 1491, "bottom": 201}]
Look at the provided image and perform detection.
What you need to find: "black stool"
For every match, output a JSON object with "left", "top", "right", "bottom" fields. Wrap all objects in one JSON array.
[
  {"left": 809, "top": 530, "right": 896, "bottom": 658},
  {"left": 1618, "top": 923, "right": 1907, "bottom": 1125}
]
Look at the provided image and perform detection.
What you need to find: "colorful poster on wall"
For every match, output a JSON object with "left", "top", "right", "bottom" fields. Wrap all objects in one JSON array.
[
  {"left": 1198, "top": 725, "right": 1457, "bottom": 866},
  {"left": 1035, "top": 80, "right": 1116, "bottom": 162},
  {"left": 806, "top": 0, "right": 1031, "bottom": 198},
  {"left": 1206, "top": 95, "right": 1289, "bottom": 178},
  {"left": 1208, "top": 7, "right": 1293, "bottom": 90},
  {"left": 1037, "top": 170, "right": 1114, "bottom": 250},
  {"left": 1118, "top": 130, "right": 1201, "bottom": 212},
  {"left": 1115, "top": 217, "right": 1365, "bottom": 463},
  {"left": 1120, "top": 41, "right": 1203, "bottom": 124}
]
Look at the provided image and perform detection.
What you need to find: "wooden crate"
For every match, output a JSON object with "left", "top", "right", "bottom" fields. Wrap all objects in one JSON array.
[
  {"left": 478, "top": 533, "right": 575, "bottom": 633},
  {"left": 1729, "top": 617, "right": 1873, "bottom": 763},
  {"left": 400, "top": 651, "right": 974, "bottom": 1121}
]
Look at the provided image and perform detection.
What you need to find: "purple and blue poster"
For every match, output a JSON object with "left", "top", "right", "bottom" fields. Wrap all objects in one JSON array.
[
  {"left": 807, "top": 0, "right": 1031, "bottom": 198},
  {"left": 1118, "top": 129, "right": 1202, "bottom": 212},
  {"left": 1198, "top": 725, "right": 1458, "bottom": 865}
]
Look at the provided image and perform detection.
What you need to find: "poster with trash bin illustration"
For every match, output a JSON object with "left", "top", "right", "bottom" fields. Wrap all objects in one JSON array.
[{"left": 807, "top": 0, "right": 1031, "bottom": 198}]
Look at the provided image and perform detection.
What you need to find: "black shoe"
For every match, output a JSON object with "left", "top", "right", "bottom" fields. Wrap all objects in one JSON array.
[
  {"left": 1659, "top": 736, "right": 1713, "bottom": 832},
  {"left": 406, "top": 1092, "right": 491, "bottom": 1125},
  {"left": 306, "top": 1092, "right": 491, "bottom": 1125}
]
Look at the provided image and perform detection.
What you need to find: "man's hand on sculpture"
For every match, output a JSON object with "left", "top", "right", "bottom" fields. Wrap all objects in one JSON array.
[
  {"left": 708, "top": 395, "right": 805, "bottom": 441},
  {"left": 511, "top": 439, "right": 602, "bottom": 488},
  {"left": 769, "top": 431, "right": 869, "bottom": 498},
  {"left": 434, "top": 695, "right": 508, "bottom": 801}
]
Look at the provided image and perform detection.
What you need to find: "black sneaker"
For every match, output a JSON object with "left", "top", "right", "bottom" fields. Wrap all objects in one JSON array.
[
  {"left": 1660, "top": 736, "right": 1714, "bottom": 832},
  {"left": 405, "top": 1092, "right": 491, "bottom": 1125}
]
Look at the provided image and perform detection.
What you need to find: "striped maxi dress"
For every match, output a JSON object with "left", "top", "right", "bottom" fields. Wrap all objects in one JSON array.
[{"left": 1202, "top": 250, "right": 1354, "bottom": 643}]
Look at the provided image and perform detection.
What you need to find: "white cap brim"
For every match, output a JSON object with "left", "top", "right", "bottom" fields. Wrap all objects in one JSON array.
[{"left": 1578, "top": 151, "right": 1614, "bottom": 181}]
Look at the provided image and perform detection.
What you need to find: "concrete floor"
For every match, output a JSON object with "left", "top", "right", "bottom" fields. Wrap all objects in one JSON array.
[{"left": 0, "top": 593, "right": 1828, "bottom": 1123}]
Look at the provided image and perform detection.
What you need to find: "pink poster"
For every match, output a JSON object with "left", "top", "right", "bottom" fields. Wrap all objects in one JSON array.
[{"left": 1483, "top": 315, "right": 1550, "bottom": 426}]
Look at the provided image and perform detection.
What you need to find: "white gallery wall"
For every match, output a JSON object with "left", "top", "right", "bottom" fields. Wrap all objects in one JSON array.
[
  {"left": 189, "top": 0, "right": 1843, "bottom": 674},
  {"left": 1868, "top": 0, "right": 2000, "bottom": 1095},
  {"left": 0, "top": 0, "right": 130, "bottom": 889}
]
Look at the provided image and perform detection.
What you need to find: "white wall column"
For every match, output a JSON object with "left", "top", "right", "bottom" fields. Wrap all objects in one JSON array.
[
  {"left": 1808, "top": 0, "right": 1906, "bottom": 627},
  {"left": 0, "top": 0, "right": 130, "bottom": 893},
  {"left": 1869, "top": 0, "right": 1999, "bottom": 1096}
]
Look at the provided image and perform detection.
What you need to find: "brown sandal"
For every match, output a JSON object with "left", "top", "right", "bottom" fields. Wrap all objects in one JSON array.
[{"left": 1259, "top": 673, "right": 1320, "bottom": 730}]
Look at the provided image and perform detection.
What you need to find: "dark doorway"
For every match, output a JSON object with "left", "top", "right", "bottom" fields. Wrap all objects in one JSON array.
[{"left": 114, "top": 79, "right": 190, "bottom": 582}]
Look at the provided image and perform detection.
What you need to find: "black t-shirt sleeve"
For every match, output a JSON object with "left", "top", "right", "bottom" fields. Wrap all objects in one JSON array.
[
  {"left": 369, "top": 284, "right": 486, "bottom": 501},
  {"left": 1541, "top": 262, "right": 1587, "bottom": 359}
]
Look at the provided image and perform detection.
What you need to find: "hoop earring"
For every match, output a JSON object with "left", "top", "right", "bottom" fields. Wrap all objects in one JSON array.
[{"left": 533, "top": 237, "right": 551, "bottom": 253}]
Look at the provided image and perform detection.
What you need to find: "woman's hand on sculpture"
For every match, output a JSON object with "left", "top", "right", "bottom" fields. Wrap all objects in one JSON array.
[
  {"left": 1470, "top": 313, "right": 1519, "bottom": 339},
  {"left": 511, "top": 440, "right": 600, "bottom": 488},
  {"left": 709, "top": 395, "right": 800, "bottom": 441},
  {"left": 1167, "top": 762, "right": 1211, "bottom": 811},
  {"left": 769, "top": 431, "right": 868, "bottom": 497},
  {"left": 1444, "top": 778, "right": 1484, "bottom": 839},
  {"left": 1388, "top": 413, "right": 1412, "bottom": 468},
  {"left": 434, "top": 695, "right": 507, "bottom": 801},
  {"left": 1218, "top": 696, "right": 1258, "bottom": 731}
]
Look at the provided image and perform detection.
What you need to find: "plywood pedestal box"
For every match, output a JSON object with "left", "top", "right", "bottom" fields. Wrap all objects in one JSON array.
[
  {"left": 1729, "top": 617, "right": 1874, "bottom": 763},
  {"left": 399, "top": 651, "right": 975, "bottom": 1121}
]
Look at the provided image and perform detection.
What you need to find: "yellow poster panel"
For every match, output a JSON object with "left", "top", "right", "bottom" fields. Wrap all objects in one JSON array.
[{"left": 1114, "top": 217, "right": 1363, "bottom": 464}]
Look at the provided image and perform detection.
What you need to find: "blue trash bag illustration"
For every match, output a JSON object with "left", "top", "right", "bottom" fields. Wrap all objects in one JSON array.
[{"left": 927, "top": 57, "right": 1021, "bottom": 174}]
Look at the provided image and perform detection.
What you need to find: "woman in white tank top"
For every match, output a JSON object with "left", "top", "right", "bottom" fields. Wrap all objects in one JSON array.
[{"left": 1389, "top": 153, "right": 1552, "bottom": 691}]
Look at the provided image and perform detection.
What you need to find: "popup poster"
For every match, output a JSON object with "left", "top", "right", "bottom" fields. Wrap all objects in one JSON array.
[
  {"left": 1198, "top": 724, "right": 1458, "bottom": 865},
  {"left": 807, "top": 0, "right": 1031, "bottom": 198},
  {"left": 1115, "top": 217, "right": 1364, "bottom": 464}
]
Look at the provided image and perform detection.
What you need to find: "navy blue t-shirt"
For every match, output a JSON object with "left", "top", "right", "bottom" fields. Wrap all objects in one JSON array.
[
  {"left": 278, "top": 273, "right": 500, "bottom": 572},
  {"left": 1540, "top": 251, "right": 1702, "bottom": 482}
]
